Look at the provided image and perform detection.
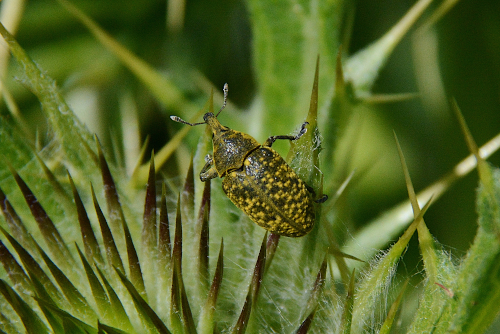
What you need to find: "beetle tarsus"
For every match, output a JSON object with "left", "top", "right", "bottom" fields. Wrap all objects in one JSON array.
[
  {"left": 305, "top": 184, "right": 328, "bottom": 203},
  {"left": 263, "top": 122, "right": 309, "bottom": 147},
  {"left": 200, "top": 155, "right": 218, "bottom": 181},
  {"left": 315, "top": 194, "right": 328, "bottom": 203},
  {"left": 296, "top": 122, "right": 308, "bottom": 140}
]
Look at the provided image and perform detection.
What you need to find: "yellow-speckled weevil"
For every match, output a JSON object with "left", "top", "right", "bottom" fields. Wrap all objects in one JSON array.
[{"left": 170, "top": 84, "right": 326, "bottom": 237}]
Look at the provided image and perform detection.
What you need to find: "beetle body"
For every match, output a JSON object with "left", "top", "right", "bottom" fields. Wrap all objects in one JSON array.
[
  {"left": 171, "top": 84, "right": 321, "bottom": 237},
  {"left": 222, "top": 146, "right": 315, "bottom": 237}
]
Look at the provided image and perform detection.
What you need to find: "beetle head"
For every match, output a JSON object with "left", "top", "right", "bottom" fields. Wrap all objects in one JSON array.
[{"left": 203, "top": 112, "right": 228, "bottom": 135}]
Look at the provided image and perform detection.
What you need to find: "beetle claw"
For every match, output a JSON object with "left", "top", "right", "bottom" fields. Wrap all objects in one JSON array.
[{"left": 315, "top": 194, "right": 328, "bottom": 203}]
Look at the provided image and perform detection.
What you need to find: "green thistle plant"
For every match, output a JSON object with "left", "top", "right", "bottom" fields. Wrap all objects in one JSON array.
[{"left": 0, "top": 0, "right": 500, "bottom": 333}]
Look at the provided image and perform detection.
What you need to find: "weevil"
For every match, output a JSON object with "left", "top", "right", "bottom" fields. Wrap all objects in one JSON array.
[{"left": 170, "top": 84, "right": 327, "bottom": 237}]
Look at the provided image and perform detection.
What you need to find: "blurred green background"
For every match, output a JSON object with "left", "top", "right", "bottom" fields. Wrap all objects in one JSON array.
[{"left": 3, "top": 0, "right": 500, "bottom": 262}]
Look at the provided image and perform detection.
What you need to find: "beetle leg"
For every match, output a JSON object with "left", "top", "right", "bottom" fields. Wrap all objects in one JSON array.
[
  {"left": 315, "top": 194, "right": 328, "bottom": 203},
  {"left": 200, "top": 154, "right": 219, "bottom": 181},
  {"left": 204, "top": 153, "right": 213, "bottom": 164},
  {"left": 305, "top": 184, "right": 328, "bottom": 203},
  {"left": 263, "top": 122, "right": 309, "bottom": 147}
]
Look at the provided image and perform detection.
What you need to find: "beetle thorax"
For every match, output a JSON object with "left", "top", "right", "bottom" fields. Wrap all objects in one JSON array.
[{"left": 209, "top": 123, "right": 260, "bottom": 177}]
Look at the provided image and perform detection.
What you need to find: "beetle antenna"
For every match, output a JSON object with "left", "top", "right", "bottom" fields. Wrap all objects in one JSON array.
[
  {"left": 169, "top": 116, "right": 206, "bottom": 126},
  {"left": 170, "top": 83, "right": 228, "bottom": 125},
  {"left": 216, "top": 83, "right": 229, "bottom": 117}
]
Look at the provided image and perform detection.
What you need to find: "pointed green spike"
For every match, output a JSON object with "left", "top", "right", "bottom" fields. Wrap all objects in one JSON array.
[
  {"left": 340, "top": 269, "right": 355, "bottom": 333},
  {"left": 0, "top": 186, "right": 33, "bottom": 252},
  {"left": 62, "top": 317, "right": 88, "bottom": 334},
  {"left": 379, "top": 280, "right": 409, "bottom": 334},
  {"left": 94, "top": 266, "right": 135, "bottom": 333},
  {"left": 91, "top": 185, "right": 125, "bottom": 274},
  {"left": 170, "top": 260, "right": 183, "bottom": 334},
  {"left": 123, "top": 218, "right": 146, "bottom": 301},
  {"left": 264, "top": 233, "right": 280, "bottom": 274},
  {"left": 0, "top": 226, "right": 65, "bottom": 306},
  {"left": 9, "top": 167, "right": 74, "bottom": 267},
  {"left": 34, "top": 298, "right": 97, "bottom": 333},
  {"left": 115, "top": 268, "right": 171, "bottom": 334},
  {"left": 351, "top": 198, "right": 433, "bottom": 332},
  {"left": 69, "top": 173, "right": 104, "bottom": 266},
  {"left": 198, "top": 179, "right": 211, "bottom": 291},
  {"left": 158, "top": 182, "right": 171, "bottom": 269},
  {"left": 75, "top": 245, "right": 110, "bottom": 317},
  {"left": 0, "top": 239, "right": 32, "bottom": 295},
  {"left": 97, "top": 321, "right": 131, "bottom": 334},
  {"left": 157, "top": 183, "right": 172, "bottom": 318},
  {"left": 142, "top": 153, "right": 157, "bottom": 307},
  {"left": 199, "top": 239, "right": 224, "bottom": 334},
  {"left": 96, "top": 136, "right": 124, "bottom": 240},
  {"left": 172, "top": 193, "right": 183, "bottom": 276},
  {"left": 0, "top": 279, "right": 50, "bottom": 334},
  {"left": 180, "top": 278, "right": 196, "bottom": 334},
  {"left": 232, "top": 233, "right": 267, "bottom": 333},
  {"left": 38, "top": 301, "right": 64, "bottom": 333},
  {"left": 295, "top": 309, "right": 315, "bottom": 334},
  {"left": 35, "top": 243, "right": 96, "bottom": 322},
  {"left": 142, "top": 152, "right": 157, "bottom": 253},
  {"left": 181, "top": 158, "right": 195, "bottom": 224},
  {"left": 34, "top": 153, "right": 74, "bottom": 215}
]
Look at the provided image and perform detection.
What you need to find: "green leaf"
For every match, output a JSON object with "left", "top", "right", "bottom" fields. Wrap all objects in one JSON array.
[
  {"left": 379, "top": 280, "right": 408, "bottom": 334},
  {"left": 0, "top": 22, "right": 98, "bottom": 179},
  {"left": 407, "top": 254, "right": 456, "bottom": 333},
  {"left": 351, "top": 198, "right": 432, "bottom": 332},
  {"left": 344, "top": 0, "right": 432, "bottom": 95},
  {"left": 340, "top": 269, "right": 355, "bottom": 334},
  {"left": 245, "top": 0, "right": 341, "bottom": 137},
  {"left": 445, "top": 167, "right": 500, "bottom": 333},
  {"left": 394, "top": 132, "right": 456, "bottom": 333},
  {"left": 0, "top": 117, "right": 34, "bottom": 182}
]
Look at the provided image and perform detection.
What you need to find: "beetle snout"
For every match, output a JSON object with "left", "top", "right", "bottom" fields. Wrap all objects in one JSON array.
[{"left": 203, "top": 112, "right": 215, "bottom": 122}]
